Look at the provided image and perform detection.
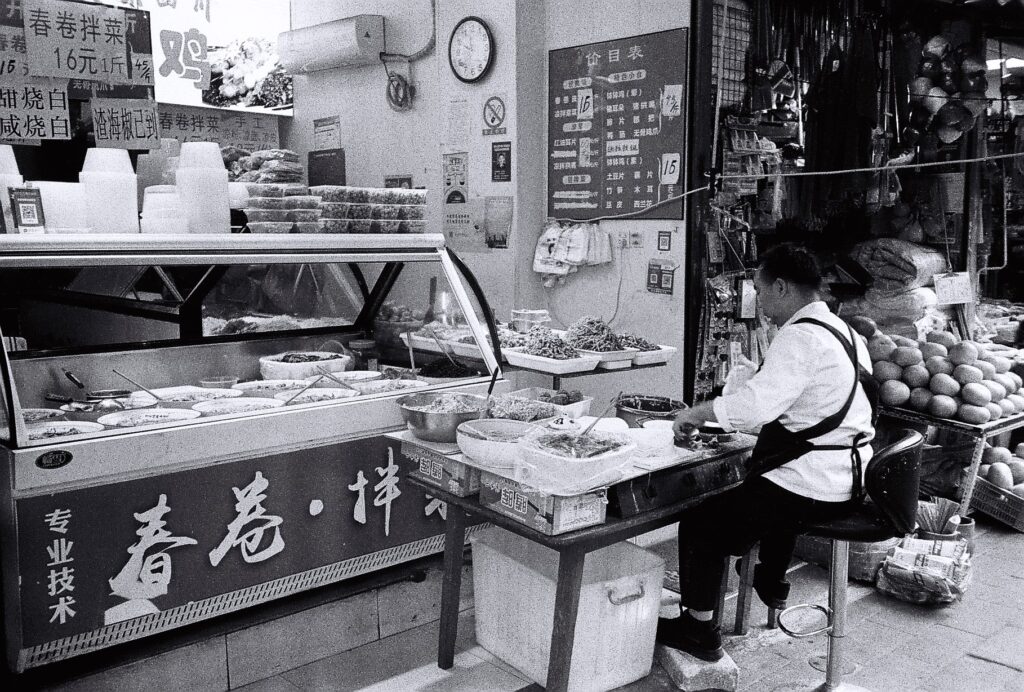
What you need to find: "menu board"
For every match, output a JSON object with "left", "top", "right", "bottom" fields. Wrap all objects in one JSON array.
[
  {"left": 547, "top": 29, "right": 688, "bottom": 220},
  {"left": 158, "top": 103, "right": 279, "bottom": 152}
]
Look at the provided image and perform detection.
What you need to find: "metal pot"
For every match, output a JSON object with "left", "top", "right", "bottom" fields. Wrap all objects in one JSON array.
[
  {"left": 615, "top": 394, "right": 687, "bottom": 428},
  {"left": 397, "top": 392, "right": 487, "bottom": 443}
]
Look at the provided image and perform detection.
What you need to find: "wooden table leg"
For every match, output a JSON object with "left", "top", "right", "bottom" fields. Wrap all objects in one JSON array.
[
  {"left": 958, "top": 436, "right": 987, "bottom": 516},
  {"left": 545, "top": 547, "right": 586, "bottom": 692},
  {"left": 438, "top": 505, "right": 467, "bottom": 670}
]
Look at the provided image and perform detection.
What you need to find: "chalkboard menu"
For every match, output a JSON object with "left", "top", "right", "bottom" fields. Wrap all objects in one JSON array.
[{"left": 547, "top": 28, "right": 688, "bottom": 220}]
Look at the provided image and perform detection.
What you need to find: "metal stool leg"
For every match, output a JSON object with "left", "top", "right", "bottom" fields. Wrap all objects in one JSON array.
[{"left": 734, "top": 548, "right": 756, "bottom": 635}]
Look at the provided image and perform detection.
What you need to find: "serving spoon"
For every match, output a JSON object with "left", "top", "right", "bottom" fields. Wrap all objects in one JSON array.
[{"left": 112, "top": 369, "right": 165, "bottom": 402}]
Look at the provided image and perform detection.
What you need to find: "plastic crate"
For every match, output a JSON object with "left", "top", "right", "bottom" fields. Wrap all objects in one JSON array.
[
  {"left": 970, "top": 477, "right": 1024, "bottom": 533},
  {"left": 471, "top": 527, "right": 664, "bottom": 692}
]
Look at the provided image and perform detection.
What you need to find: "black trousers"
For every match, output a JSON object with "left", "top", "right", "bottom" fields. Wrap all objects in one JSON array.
[{"left": 676, "top": 476, "right": 858, "bottom": 612}]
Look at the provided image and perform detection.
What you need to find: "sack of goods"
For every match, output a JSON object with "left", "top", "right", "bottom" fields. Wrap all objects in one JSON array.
[{"left": 849, "top": 238, "right": 948, "bottom": 293}]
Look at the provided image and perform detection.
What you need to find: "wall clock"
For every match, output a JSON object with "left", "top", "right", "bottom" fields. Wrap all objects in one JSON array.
[{"left": 448, "top": 16, "right": 495, "bottom": 83}]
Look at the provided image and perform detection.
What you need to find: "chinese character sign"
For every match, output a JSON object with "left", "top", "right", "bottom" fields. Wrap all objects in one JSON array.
[
  {"left": 0, "top": 79, "right": 70, "bottom": 140},
  {"left": 158, "top": 102, "right": 279, "bottom": 151},
  {"left": 23, "top": 0, "right": 130, "bottom": 84},
  {"left": 547, "top": 29, "right": 689, "bottom": 220},
  {"left": 91, "top": 96, "right": 159, "bottom": 148}
]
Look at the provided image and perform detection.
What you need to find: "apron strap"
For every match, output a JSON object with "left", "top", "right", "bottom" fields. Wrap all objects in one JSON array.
[{"left": 789, "top": 318, "right": 861, "bottom": 441}]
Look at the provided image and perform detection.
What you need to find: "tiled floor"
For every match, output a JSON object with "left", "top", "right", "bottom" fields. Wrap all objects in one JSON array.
[{"left": 235, "top": 518, "right": 1024, "bottom": 692}]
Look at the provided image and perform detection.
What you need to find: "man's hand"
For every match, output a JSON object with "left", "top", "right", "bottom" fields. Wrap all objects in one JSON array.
[{"left": 672, "top": 401, "right": 716, "bottom": 440}]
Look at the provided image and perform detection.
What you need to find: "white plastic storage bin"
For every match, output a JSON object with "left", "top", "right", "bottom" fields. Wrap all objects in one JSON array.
[{"left": 471, "top": 527, "right": 664, "bottom": 692}]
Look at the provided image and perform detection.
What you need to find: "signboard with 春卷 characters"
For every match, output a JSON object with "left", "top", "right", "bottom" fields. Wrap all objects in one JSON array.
[
  {"left": 12, "top": 435, "right": 454, "bottom": 661},
  {"left": 547, "top": 28, "right": 688, "bottom": 220}
]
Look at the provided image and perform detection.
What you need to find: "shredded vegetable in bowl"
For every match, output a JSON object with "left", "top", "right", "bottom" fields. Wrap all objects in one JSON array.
[
  {"left": 404, "top": 393, "right": 484, "bottom": 414},
  {"left": 617, "top": 333, "right": 660, "bottom": 351},
  {"left": 487, "top": 395, "right": 557, "bottom": 422},
  {"left": 524, "top": 326, "right": 580, "bottom": 360},
  {"left": 565, "top": 316, "right": 622, "bottom": 352}
]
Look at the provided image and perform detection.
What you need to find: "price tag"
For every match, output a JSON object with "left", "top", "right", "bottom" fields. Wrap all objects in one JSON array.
[
  {"left": 660, "top": 152, "right": 681, "bottom": 185},
  {"left": 576, "top": 87, "right": 593, "bottom": 120},
  {"left": 934, "top": 272, "right": 973, "bottom": 305}
]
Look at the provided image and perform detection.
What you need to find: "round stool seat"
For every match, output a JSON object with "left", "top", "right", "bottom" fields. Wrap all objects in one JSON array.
[{"left": 804, "top": 504, "right": 898, "bottom": 543}]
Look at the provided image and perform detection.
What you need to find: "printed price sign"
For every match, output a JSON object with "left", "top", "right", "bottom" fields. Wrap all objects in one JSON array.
[
  {"left": 934, "top": 272, "right": 974, "bottom": 306},
  {"left": 158, "top": 104, "right": 279, "bottom": 152},
  {"left": 91, "top": 97, "right": 159, "bottom": 149},
  {"left": 660, "top": 152, "right": 680, "bottom": 184},
  {"left": 0, "top": 23, "right": 30, "bottom": 80},
  {"left": 124, "top": 8, "right": 153, "bottom": 86},
  {"left": 23, "top": 0, "right": 130, "bottom": 84}
]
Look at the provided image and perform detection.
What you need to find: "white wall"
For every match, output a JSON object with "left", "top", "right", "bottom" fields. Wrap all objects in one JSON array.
[{"left": 286, "top": 0, "right": 692, "bottom": 404}]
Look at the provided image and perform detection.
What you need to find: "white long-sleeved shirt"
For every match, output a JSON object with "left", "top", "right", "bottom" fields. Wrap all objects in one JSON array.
[{"left": 712, "top": 301, "right": 875, "bottom": 502}]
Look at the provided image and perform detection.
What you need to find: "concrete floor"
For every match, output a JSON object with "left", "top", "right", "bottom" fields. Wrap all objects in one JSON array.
[{"left": 46, "top": 518, "right": 1024, "bottom": 692}]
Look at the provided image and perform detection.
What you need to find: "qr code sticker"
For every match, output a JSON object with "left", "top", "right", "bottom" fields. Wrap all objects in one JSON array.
[{"left": 18, "top": 203, "right": 38, "bottom": 225}]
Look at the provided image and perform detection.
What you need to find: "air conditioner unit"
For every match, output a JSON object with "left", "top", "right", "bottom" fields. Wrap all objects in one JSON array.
[{"left": 278, "top": 15, "right": 385, "bottom": 73}]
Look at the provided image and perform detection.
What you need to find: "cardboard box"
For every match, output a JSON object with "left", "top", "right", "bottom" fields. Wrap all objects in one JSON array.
[
  {"left": 478, "top": 470, "right": 606, "bottom": 535},
  {"left": 400, "top": 438, "right": 480, "bottom": 497}
]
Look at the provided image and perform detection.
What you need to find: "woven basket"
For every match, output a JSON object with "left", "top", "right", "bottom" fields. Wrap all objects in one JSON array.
[
  {"left": 794, "top": 534, "right": 900, "bottom": 583},
  {"left": 970, "top": 477, "right": 1024, "bottom": 533}
]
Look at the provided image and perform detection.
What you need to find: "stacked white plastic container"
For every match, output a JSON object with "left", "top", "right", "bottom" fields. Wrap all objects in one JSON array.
[
  {"left": 176, "top": 142, "right": 230, "bottom": 233},
  {"left": 140, "top": 185, "right": 188, "bottom": 234},
  {"left": 34, "top": 181, "right": 87, "bottom": 233},
  {"left": 135, "top": 138, "right": 180, "bottom": 209},
  {"left": 0, "top": 144, "right": 24, "bottom": 232},
  {"left": 79, "top": 148, "right": 139, "bottom": 233}
]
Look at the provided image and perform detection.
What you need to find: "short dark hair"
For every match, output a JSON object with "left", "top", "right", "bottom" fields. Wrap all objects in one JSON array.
[{"left": 758, "top": 243, "right": 824, "bottom": 290}]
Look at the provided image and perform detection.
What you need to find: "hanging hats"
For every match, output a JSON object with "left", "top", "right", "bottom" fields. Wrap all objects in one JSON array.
[
  {"left": 934, "top": 101, "right": 974, "bottom": 144},
  {"left": 923, "top": 86, "right": 950, "bottom": 114},
  {"left": 923, "top": 35, "right": 951, "bottom": 60},
  {"left": 910, "top": 77, "right": 934, "bottom": 103}
]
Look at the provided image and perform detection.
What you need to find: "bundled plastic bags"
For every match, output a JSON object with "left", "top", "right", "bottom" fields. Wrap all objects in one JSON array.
[
  {"left": 533, "top": 221, "right": 613, "bottom": 286},
  {"left": 850, "top": 238, "right": 948, "bottom": 292},
  {"left": 876, "top": 536, "right": 971, "bottom": 605}
]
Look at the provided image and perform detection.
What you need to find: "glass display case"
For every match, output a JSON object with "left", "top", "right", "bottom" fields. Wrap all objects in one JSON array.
[{"left": 0, "top": 234, "right": 505, "bottom": 670}]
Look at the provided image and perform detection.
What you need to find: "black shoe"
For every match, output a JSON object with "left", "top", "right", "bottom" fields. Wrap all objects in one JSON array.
[
  {"left": 735, "top": 559, "right": 789, "bottom": 609},
  {"left": 656, "top": 610, "right": 724, "bottom": 662}
]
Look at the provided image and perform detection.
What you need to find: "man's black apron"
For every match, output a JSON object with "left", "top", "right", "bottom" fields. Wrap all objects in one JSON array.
[{"left": 744, "top": 318, "right": 876, "bottom": 500}]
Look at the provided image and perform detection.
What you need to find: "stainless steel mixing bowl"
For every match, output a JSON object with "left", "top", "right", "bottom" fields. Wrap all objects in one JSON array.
[{"left": 397, "top": 392, "right": 487, "bottom": 442}]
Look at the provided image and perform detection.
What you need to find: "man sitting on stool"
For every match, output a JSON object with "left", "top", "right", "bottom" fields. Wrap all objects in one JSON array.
[{"left": 659, "top": 243, "right": 876, "bottom": 661}]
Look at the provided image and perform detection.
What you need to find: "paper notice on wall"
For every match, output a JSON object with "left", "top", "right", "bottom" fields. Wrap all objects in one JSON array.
[
  {"left": 444, "top": 197, "right": 486, "bottom": 253},
  {"left": 442, "top": 151, "right": 468, "bottom": 204},
  {"left": 445, "top": 97, "right": 469, "bottom": 145},
  {"left": 313, "top": 115, "right": 340, "bottom": 151},
  {"left": 91, "top": 97, "right": 160, "bottom": 149},
  {"left": 484, "top": 196, "right": 513, "bottom": 249},
  {"left": 23, "top": 0, "right": 130, "bottom": 84},
  {"left": 0, "top": 23, "right": 30, "bottom": 81}
]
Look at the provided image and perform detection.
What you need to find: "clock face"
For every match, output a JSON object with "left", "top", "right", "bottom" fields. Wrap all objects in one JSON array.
[{"left": 449, "top": 17, "right": 494, "bottom": 83}]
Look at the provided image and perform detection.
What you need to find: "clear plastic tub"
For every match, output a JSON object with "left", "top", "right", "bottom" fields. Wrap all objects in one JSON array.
[
  {"left": 349, "top": 219, "right": 372, "bottom": 232},
  {"left": 244, "top": 209, "right": 288, "bottom": 222},
  {"left": 511, "top": 309, "right": 550, "bottom": 333},
  {"left": 247, "top": 221, "right": 293, "bottom": 233},
  {"left": 399, "top": 220, "right": 426, "bottom": 233},
  {"left": 246, "top": 197, "right": 288, "bottom": 210},
  {"left": 398, "top": 204, "right": 426, "bottom": 220},
  {"left": 472, "top": 527, "right": 663, "bottom": 692},
  {"left": 320, "top": 219, "right": 349, "bottom": 233},
  {"left": 309, "top": 185, "right": 349, "bottom": 202},
  {"left": 371, "top": 204, "right": 401, "bottom": 220},
  {"left": 377, "top": 219, "right": 401, "bottom": 233},
  {"left": 287, "top": 209, "right": 321, "bottom": 222},
  {"left": 245, "top": 183, "right": 286, "bottom": 198},
  {"left": 293, "top": 221, "right": 323, "bottom": 234},
  {"left": 516, "top": 429, "right": 636, "bottom": 495},
  {"left": 284, "top": 195, "right": 321, "bottom": 209}
]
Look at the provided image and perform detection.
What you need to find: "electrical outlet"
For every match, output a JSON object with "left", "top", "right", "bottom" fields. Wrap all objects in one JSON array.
[
  {"left": 629, "top": 231, "right": 643, "bottom": 248},
  {"left": 617, "top": 231, "right": 629, "bottom": 249}
]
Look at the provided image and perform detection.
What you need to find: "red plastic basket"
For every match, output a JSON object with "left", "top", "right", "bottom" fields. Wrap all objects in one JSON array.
[{"left": 970, "top": 477, "right": 1024, "bottom": 533}]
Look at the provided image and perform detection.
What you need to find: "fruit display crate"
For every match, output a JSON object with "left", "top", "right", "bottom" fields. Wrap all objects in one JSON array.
[
  {"left": 881, "top": 407, "right": 1024, "bottom": 437},
  {"left": 970, "top": 477, "right": 1024, "bottom": 533}
]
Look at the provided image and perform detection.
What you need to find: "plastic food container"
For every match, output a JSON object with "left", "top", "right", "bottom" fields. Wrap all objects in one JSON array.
[
  {"left": 293, "top": 221, "right": 322, "bottom": 234},
  {"left": 199, "top": 375, "right": 240, "bottom": 388},
  {"left": 376, "top": 220, "right": 401, "bottom": 233},
  {"left": 246, "top": 197, "right": 288, "bottom": 210},
  {"left": 244, "top": 209, "right": 289, "bottom": 222},
  {"left": 259, "top": 351, "right": 352, "bottom": 380},
  {"left": 347, "top": 203, "right": 372, "bottom": 219},
  {"left": 395, "top": 188, "right": 427, "bottom": 204},
  {"left": 349, "top": 219, "right": 372, "bottom": 232},
  {"left": 371, "top": 204, "right": 401, "bottom": 220},
  {"left": 471, "top": 527, "right": 663, "bottom": 692},
  {"left": 247, "top": 222, "right": 293, "bottom": 234},
  {"left": 309, "top": 185, "right": 349, "bottom": 202},
  {"left": 318, "top": 202, "right": 349, "bottom": 219},
  {"left": 245, "top": 183, "right": 286, "bottom": 198},
  {"left": 516, "top": 429, "right": 636, "bottom": 495},
  {"left": 399, "top": 220, "right": 426, "bottom": 233},
  {"left": 457, "top": 418, "right": 540, "bottom": 470},
  {"left": 511, "top": 309, "right": 551, "bottom": 333},
  {"left": 283, "top": 184, "right": 310, "bottom": 196},
  {"left": 287, "top": 209, "right": 321, "bottom": 222},
  {"left": 284, "top": 195, "right": 321, "bottom": 209},
  {"left": 398, "top": 205, "right": 426, "bottom": 220},
  {"left": 320, "top": 219, "right": 349, "bottom": 233}
]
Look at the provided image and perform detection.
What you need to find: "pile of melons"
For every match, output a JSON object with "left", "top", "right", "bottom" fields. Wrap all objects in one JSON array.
[{"left": 846, "top": 316, "right": 1024, "bottom": 425}]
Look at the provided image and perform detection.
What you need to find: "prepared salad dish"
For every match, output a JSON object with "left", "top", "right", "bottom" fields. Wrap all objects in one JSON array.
[
  {"left": 278, "top": 352, "right": 347, "bottom": 364},
  {"left": 232, "top": 380, "right": 308, "bottom": 395},
  {"left": 523, "top": 327, "right": 580, "bottom": 360},
  {"left": 403, "top": 393, "right": 484, "bottom": 414},
  {"left": 26, "top": 421, "right": 104, "bottom": 440},
  {"left": 487, "top": 395, "right": 558, "bottom": 422},
  {"left": 97, "top": 409, "right": 202, "bottom": 428},
  {"left": 276, "top": 389, "right": 359, "bottom": 404},
  {"left": 193, "top": 398, "right": 284, "bottom": 415},
  {"left": 131, "top": 387, "right": 242, "bottom": 404},
  {"left": 530, "top": 431, "right": 628, "bottom": 458},
  {"left": 565, "top": 316, "right": 622, "bottom": 352},
  {"left": 617, "top": 333, "right": 660, "bottom": 351},
  {"left": 22, "top": 408, "right": 66, "bottom": 423}
]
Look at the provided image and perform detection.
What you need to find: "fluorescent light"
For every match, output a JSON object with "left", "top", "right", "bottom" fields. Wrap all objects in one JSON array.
[{"left": 989, "top": 58, "right": 1024, "bottom": 70}]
